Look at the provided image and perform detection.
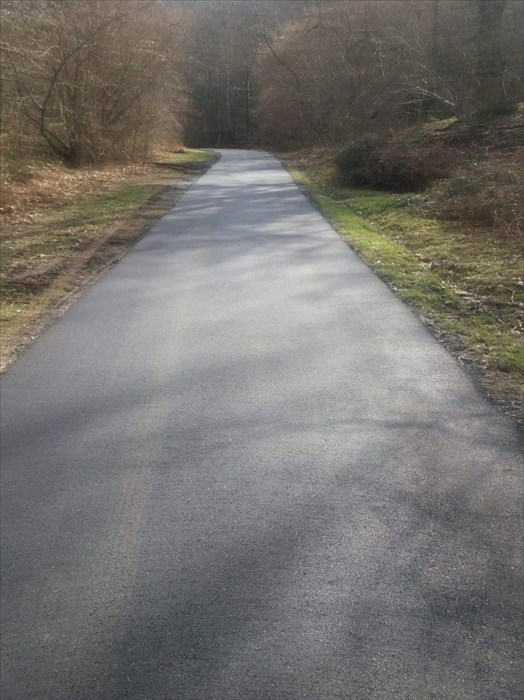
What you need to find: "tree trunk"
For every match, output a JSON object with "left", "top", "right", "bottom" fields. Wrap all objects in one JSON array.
[{"left": 475, "top": 0, "right": 509, "bottom": 117}]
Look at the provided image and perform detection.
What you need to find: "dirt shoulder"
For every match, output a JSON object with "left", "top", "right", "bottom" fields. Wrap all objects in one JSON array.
[{"left": 0, "top": 150, "right": 218, "bottom": 371}]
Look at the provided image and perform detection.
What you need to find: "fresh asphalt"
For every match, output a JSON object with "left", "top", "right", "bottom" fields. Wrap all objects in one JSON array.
[{"left": 1, "top": 150, "right": 522, "bottom": 700}]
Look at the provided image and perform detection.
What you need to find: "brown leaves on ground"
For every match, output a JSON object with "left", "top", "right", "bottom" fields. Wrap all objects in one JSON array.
[{"left": 0, "top": 162, "right": 158, "bottom": 227}]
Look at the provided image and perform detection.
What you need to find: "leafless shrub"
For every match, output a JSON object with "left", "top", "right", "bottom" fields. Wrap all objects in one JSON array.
[
  {"left": 336, "top": 140, "right": 455, "bottom": 192},
  {"left": 0, "top": 0, "right": 187, "bottom": 166},
  {"left": 430, "top": 154, "right": 523, "bottom": 237}
]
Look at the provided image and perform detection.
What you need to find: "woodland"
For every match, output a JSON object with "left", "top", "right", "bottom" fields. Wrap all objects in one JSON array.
[{"left": 0, "top": 0, "right": 522, "bottom": 161}]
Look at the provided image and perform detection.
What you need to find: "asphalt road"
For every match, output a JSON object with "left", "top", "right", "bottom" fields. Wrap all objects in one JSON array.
[{"left": 1, "top": 150, "right": 522, "bottom": 700}]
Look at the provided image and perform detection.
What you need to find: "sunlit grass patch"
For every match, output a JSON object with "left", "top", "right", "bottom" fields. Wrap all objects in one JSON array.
[
  {"left": 153, "top": 148, "right": 217, "bottom": 166},
  {"left": 45, "top": 185, "right": 158, "bottom": 230}
]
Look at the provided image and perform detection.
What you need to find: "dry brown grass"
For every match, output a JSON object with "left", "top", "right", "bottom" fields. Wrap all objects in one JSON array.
[
  {"left": 428, "top": 152, "right": 523, "bottom": 238},
  {"left": 0, "top": 162, "right": 158, "bottom": 226}
]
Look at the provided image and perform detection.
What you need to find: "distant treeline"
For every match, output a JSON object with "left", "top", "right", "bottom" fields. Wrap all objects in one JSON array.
[{"left": 1, "top": 0, "right": 522, "bottom": 163}]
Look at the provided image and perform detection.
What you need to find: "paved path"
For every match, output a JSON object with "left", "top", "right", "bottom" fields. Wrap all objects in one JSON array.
[{"left": 1, "top": 150, "right": 522, "bottom": 699}]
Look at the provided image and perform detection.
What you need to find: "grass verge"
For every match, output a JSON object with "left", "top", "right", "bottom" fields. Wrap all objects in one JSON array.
[
  {"left": 0, "top": 149, "right": 218, "bottom": 370},
  {"left": 153, "top": 148, "right": 218, "bottom": 166},
  {"left": 284, "top": 157, "right": 523, "bottom": 423}
]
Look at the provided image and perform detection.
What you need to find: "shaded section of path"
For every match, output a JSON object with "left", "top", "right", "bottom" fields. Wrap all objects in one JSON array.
[{"left": 1, "top": 150, "right": 522, "bottom": 699}]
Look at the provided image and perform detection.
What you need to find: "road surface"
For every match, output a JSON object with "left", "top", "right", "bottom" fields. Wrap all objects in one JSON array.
[{"left": 1, "top": 150, "right": 522, "bottom": 699}]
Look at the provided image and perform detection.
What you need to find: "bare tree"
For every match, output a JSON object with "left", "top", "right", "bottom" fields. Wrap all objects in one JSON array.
[
  {"left": 255, "top": 0, "right": 523, "bottom": 148},
  {"left": 1, "top": 0, "right": 187, "bottom": 165},
  {"left": 474, "top": 0, "right": 510, "bottom": 116}
]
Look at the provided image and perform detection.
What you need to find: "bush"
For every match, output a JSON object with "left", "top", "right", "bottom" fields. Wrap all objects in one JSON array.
[
  {"left": 431, "top": 155, "right": 523, "bottom": 237},
  {"left": 335, "top": 137, "right": 384, "bottom": 175},
  {"left": 335, "top": 139, "right": 454, "bottom": 192}
]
